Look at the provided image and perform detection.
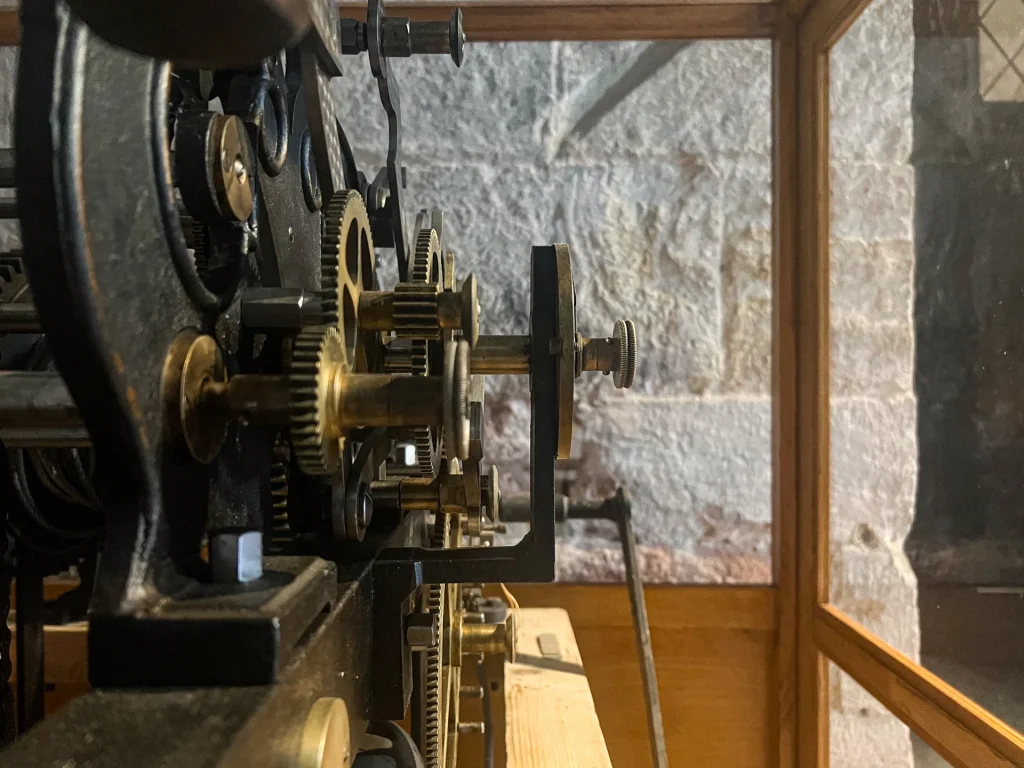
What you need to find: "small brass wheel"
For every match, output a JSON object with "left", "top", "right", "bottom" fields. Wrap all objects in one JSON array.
[
  {"left": 297, "top": 697, "right": 352, "bottom": 768},
  {"left": 162, "top": 329, "right": 228, "bottom": 464}
]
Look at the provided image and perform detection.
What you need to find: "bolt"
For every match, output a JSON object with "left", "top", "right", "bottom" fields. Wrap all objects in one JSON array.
[
  {"left": 460, "top": 686, "right": 484, "bottom": 699},
  {"left": 458, "top": 722, "right": 485, "bottom": 735},
  {"left": 406, "top": 613, "right": 439, "bottom": 651}
]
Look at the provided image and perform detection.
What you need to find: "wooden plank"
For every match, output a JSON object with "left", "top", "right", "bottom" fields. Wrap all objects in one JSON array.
[
  {"left": 8, "top": 621, "right": 88, "bottom": 686},
  {"left": 0, "top": 3, "right": 777, "bottom": 45},
  {"left": 343, "top": 0, "right": 776, "bottom": 6},
  {"left": 771, "top": 14, "right": 798, "bottom": 768},
  {"left": 505, "top": 608, "right": 613, "bottom": 768},
  {"left": 512, "top": 584, "right": 775, "bottom": 768},
  {"left": 511, "top": 584, "right": 776, "bottom": 631},
  {"left": 815, "top": 603, "right": 1024, "bottom": 768},
  {"left": 799, "top": 0, "right": 872, "bottom": 50},
  {"left": 795, "top": 19, "right": 829, "bottom": 768}
]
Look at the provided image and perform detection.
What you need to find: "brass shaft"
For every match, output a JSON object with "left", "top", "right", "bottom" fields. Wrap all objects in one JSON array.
[
  {"left": 470, "top": 335, "right": 530, "bottom": 375},
  {"left": 461, "top": 619, "right": 512, "bottom": 659},
  {"left": 201, "top": 375, "right": 291, "bottom": 425},
  {"left": 328, "top": 373, "right": 444, "bottom": 432},
  {"left": 370, "top": 477, "right": 439, "bottom": 511},
  {"left": 580, "top": 336, "right": 618, "bottom": 373}
]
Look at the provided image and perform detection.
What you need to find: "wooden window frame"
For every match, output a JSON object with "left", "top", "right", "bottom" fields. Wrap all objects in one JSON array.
[
  {"left": 0, "top": 0, "right": 1019, "bottom": 765},
  {"left": 788, "top": 0, "right": 1024, "bottom": 765}
]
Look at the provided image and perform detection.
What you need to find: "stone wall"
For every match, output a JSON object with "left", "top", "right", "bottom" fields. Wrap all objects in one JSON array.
[
  {"left": 340, "top": 39, "right": 776, "bottom": 583},
  {"left": 829, "top": 0, "right": 919, "bottom": 764}
]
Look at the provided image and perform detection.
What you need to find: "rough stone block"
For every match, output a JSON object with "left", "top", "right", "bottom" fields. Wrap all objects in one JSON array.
[
  {"left": 831, "top": 239, "right": 914, "bottom": 322},
  {"left": 555, "top": 543, "right": 771, "bottom": 584},
  {"left": 722, "top": 228, "right": 772, "bottom": 394},
  {"left": 560, "top": 398, "right": 772, "bottom": 558},
  {"left": 830, "top": 396, "right": 918, "bottom": 543},
  {"left": 831, "top": 163, "right": 915, "bottom": 241},
  {"left": 830, "top": 0, "right": 914, "bottom": 164},
  {"left": 831, "top": 544, "right": 920, "bottom": 658},
  {"left": 831, "top": 316, "right": 914, "bottom": 397},
  {"left": 551, "top": 41, "right": 771, "bottom": 163},
  {"left": 831, "top": 707, "right": 913, "bottom": 768}
]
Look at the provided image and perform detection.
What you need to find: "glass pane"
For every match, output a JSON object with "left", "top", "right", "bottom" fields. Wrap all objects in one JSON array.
[
  {"left": 829, "top": 663, "right": 953, "bottom": 767},
  {"left": 341, "top": 41, "right": 772, "bottom": 583},
  {"left": 830, "top": 0, "right": 1024, "bottom": 742}
]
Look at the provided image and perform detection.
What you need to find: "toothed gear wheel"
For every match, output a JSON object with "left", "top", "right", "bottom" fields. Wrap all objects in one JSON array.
[
  {"left": 387, "top": 227, "right": 444, "bottom": 477},
  {"left": 411, "top": 227, "right": 443, "bottom": 285},
  {"left": 290, "top": 326, "right": 347, "bottom": 476},
  {"left": 321, "top": 190, "right": 375, "bottom": 367},
  {"left": 421, "top": 514, "right": 462, "bottom": 768},
  {"left": 613, "top": 319, "right": 638, "bottom": 389}
]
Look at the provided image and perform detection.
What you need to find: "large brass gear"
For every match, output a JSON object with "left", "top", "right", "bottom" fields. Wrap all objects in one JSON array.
[
  {"left": 422, "top": 514, "right": 463, "bottom": 768},
  {"left": 289, "top": 326, "right": 347, "bottom": 476},
  {"left": 321, "top": 190, "right": 375, "bottom": 370}
]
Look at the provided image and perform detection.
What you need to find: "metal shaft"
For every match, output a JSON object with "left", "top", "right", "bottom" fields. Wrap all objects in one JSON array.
[
  {"left": 0, "top": 372, "right": 89, "bottom": 447},
  {"left": 471, "top": 335, "right": 530, "bottom": 375},
  {"left": 0, "top": 303, "right": 40, "bottom": 333}
]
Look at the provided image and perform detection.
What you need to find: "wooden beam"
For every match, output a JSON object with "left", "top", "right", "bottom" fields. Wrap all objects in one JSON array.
[
  {"left": 799, "top": 0, "right": 871, "bottom": 50},
  {"left": 794, "top": 18, "right": 829, "bottom": 768},
  {"left": 815, "top": 603, "right": 1024, "bottom": 768},
  {"left": 771, "top": 14, "right": 798, "bottom": 768},
  {"left": 512, "top": 584, "right": 776, "bottom": 631},
  {"left": 0, "top": 3, "right": 779, "bottom": 46},
  {"left": 348, "top": 4, "right": 780, "bottom": 39}
]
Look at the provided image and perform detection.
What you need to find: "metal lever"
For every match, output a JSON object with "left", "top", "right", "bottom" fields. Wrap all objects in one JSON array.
[{"left": 502, "top": 488, "right": 669, "bottom": 768}]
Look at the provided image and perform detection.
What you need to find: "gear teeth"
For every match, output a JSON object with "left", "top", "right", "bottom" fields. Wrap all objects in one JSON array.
[
  {"left": 423, "top": 578, "right": 446, "bottom": 768},
  {"left": 393, "top": 282, "right": 441, "bottom": 340},
  {"left": 319, "top": 194, "right": 349, "bottom": 327},
  {"left": 290, "top": 326, "right": 345, "bottom": 476},
  {"left": 387, "top": 230, "right": 443, "bottom": 478},
  {"left": 412, "top": 228, "right": 441, "bottom": 284},
  {"left": 614, "top": 319, "right": 638, "bottom": 389},
  {"left": 268, "top": 437, "right": 292, "bottom": 553}
]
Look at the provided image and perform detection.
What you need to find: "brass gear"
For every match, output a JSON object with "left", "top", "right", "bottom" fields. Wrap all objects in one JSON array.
[
  {"left": 321, "top": 190, "right": 375, "bottom": 369},
  {"left": 422, "top": 514, "right": 463, "bottom": 768},
  {"left": 290, "top": 326, "right": 347, "bottom": 476},
  {"left": 386, "top": 227, "right": 444, "bottom": 477}
]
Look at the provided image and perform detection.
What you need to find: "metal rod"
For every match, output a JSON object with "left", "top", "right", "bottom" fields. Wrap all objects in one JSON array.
[
  {"left": 471, "top": 335, "right": 530, "bottom": 375},
  {"left": 15, "top": 554, "right": 45, "bottom": 734},
  {"left": 0, "top": 372, "right": 83, "bottom": 429},
  {"left": 0, "top": 303, "right": 40, "bottom": 333},
  {"left": 0, "top": 149, "right": 14, "bottom": 189},
  {"left": 617, "top": 496, "right": 669, "bottom": 768},
  {"left": 0, "top": 370, "right": 88, "bottom": 446},
  {"left": 500, "top": 489, "right": 669, "bottom": 767}
]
